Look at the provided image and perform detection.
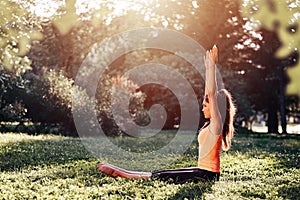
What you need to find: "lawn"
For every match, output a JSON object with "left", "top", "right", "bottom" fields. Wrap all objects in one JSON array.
[{"left": 0, "top": 129, "right": 299, "bottom": 199}]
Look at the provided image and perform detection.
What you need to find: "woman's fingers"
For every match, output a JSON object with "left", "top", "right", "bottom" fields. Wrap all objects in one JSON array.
[
  {"left": 212, "top": 45, "right": 218, "bottom": 63},
  {"left": 204, "top": 46, "right": 217, "bottom": 68}
]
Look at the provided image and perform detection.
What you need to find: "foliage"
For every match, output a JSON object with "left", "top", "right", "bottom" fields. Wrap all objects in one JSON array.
[
  {"left": 1, "top": 65, "right": 148, "bottom": 136},
  {"left": 0, "top": 0, "right": 42, "bottom": 73},
  {"left": 28, "top": 18, "right": 106, "bottom": 78},
  {"left": 121, "top": 50, "right": 206, "bottom": 129},
  {"left": 0, "top": 68, "right": 94, "bottom": 135},
  {"left": 96, "top": 74, "right": 148, "bottom": 136},
  {"left": 0, "top": 68, "right": 27, "bottom": 123},
  {"left": 0, "top": 131, "right": 299, "bottom": 199},
  {"left": 241, "top": 0, "right": 300, "bottom": 97}
]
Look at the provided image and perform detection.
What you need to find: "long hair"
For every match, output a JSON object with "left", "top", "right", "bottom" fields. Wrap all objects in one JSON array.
[{"left": 217, "top": 89, "right": 236, "bottom": 151}]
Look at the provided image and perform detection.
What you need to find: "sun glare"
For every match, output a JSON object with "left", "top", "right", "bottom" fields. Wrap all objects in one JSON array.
[
  {"left": 17, "top": 0, "right": 187, "bottom": 30},
  {"left": 77, "top": 0, "right": 156, "bottom": 25},
  {"left": 104, "top": 0, "right": 155, "bottom": 24},
  {"left": 22, "top": 0, "right": 155, "bottom": 19},
  {"left": 26, "top": 0, "right": 64, "bottom": 18}
]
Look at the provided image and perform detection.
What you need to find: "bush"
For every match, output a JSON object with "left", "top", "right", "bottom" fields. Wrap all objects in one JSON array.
[
  {"left": 96, "top": 74, "right": 149, "bottom": 137},
  {"left": 0, "top": 67, "right": 148, "bottom": 137},
  {"left": 0, "top": 68, "right": 90, "bottom": 136},
  {"left": 0, "top": 68, "right": 28, "bottom": 123}
]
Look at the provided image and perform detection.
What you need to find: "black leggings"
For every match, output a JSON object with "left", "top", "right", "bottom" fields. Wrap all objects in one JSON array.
[{"left": 151, "top": 168, "right": 220, "bottom": 184}]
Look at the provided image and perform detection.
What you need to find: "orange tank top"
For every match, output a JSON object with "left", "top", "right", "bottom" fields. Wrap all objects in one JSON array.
[{"left": 198, "top": 126, "right": 222, "bottom": 173}]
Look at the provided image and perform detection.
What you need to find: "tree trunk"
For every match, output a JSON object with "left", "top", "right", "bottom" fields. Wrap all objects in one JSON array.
[
  {"left": 279, "top": 65, "right": 287, "bottom": 134},
  {"left": 267, "top": 93, "right": 279, "bottom": 134}
]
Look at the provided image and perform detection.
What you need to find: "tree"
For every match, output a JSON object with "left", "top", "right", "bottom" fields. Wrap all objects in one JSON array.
[
  {"left": 241, "top": 0, "right": 300, "bottom": 97},
  {"left": 0, "top": 0, "right": 42, "bottom": 73},
  {"left": 235, "top": 21, "right": 298, "bottom": 133},
  {"left": 2, "top": 0, "right": 245, "bottom": 128}
]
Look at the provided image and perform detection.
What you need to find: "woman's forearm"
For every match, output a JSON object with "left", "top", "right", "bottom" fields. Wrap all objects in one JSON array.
[
  {"left": 205, "top": 49, "right": 217, "bottom": 96},
  {"left": 205, "top": 57, "right": 209, "bottom": 95},
  {"left": 207, "top": 63, "right": 217, "bottom": 95}
]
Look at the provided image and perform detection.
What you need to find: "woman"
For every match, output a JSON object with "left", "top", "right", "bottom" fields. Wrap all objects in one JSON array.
[{"left": 98, "top": 45, "right": 236, "bottom": 183}]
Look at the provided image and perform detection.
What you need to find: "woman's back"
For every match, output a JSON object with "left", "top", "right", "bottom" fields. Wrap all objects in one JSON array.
[{"left": 198, "top": 126, "right": 222, "bottom": 173}]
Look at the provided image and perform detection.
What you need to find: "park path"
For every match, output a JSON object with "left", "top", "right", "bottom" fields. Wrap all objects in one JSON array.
[{"left": 252, "top": 123, "right": 300, "bottom": 134}]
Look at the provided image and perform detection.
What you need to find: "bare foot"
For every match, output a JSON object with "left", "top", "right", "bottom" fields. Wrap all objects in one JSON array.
[
  {"left": 97, "top": 162, "right": 151, "bottom": 179},
  {"left": 97, "top": 162, "right": 118, "bottom": 177}
]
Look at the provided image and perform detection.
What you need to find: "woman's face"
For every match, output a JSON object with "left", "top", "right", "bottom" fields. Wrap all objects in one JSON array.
[{"left": 202, "top": 100, "right": 211, "bottom": 119}]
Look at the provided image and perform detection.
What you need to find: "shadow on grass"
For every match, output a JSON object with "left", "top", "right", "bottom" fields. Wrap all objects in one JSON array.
[
  {"left": 44, "top": 159, "right": 108, "bottom": 187},
  {"left": 232, "top": 132, "right": 300, "bottom": 168},
  {"left": 277, "top": 184, "right": 300, "bottom": 200},
  {"left": 0, "top": 138, "right": 91, "bottom": 171},
  {"left": 169, "top": 181, "right": 214, "bottom": 199},
  {"left": 225, "top": 130, "right": 300, "bottom": 199}
]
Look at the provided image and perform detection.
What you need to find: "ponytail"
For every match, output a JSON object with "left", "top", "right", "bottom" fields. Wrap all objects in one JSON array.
[{"left": 217, "top": 89, "right": 236, "bottom": 151}]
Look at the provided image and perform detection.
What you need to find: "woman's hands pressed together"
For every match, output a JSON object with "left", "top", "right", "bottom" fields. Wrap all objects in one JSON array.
[
  {"left": 204, "top": 45, "right": 218, "bottom": 69},
  {"left": 204, "top": 45, "right": 218, "bottom": 96}
]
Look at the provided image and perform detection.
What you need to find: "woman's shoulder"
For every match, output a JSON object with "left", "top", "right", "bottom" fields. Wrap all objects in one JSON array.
[
  {"left": 199, "top": 123, "right": 210, "bottom": 135},
  {"left": 199, "top": 124, "right": 222, "bottom": 138},
  {"left": 200, "top": 121, "right": 210, "bottom": 130}
]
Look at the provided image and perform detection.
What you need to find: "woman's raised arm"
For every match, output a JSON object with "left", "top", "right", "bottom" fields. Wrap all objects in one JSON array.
[{"left": 204, "top": 45, "right": 222, "bottom": 134}]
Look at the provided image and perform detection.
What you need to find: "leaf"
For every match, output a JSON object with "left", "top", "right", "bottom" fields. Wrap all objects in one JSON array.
[
  {"left": 18, "top": 36, "right": 30, "bottom": 56},
  {"left": 240, "top": 0, "right": 300, "bottom": 97},
  {"left": 52, "top": 0, "right": 81, "bottom": 35}
]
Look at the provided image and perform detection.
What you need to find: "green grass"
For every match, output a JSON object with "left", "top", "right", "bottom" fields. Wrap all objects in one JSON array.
[{"left": 0, "top": 129, "right": 299, "bottom": 199}]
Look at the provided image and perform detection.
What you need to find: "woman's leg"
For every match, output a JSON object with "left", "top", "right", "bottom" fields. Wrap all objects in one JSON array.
[
  {"left": 98, "top": 163, "right": 219, "bottom": 183},
  {"left": 97, "top": 163, "right": 152, "bottom": 179},
  {"left": 151, "top": 168, "right": 220, "bottom": 183}
]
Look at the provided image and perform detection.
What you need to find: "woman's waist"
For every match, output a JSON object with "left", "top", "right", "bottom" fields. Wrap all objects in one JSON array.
[{"left": 198, "top": 157, "right": 220, "bottom": 172}]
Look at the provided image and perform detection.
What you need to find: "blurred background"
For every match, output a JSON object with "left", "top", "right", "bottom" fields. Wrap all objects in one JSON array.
[{"left": 1, "top": 0, "right": 299, "bottom": 136}]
